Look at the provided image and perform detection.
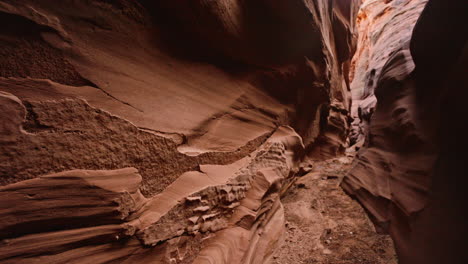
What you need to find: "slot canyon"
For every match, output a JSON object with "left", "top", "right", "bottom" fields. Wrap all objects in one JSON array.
[{"left": 0, "top": 0, "right": 466, "bottom": 263}]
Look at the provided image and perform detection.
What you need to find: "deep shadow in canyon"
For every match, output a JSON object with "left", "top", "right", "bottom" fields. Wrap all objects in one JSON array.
[{"left": 0, "top": 0, "right": 466, "bottom": 263}]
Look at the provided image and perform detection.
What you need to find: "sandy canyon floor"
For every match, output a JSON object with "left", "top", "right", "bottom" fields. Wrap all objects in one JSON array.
[{"left": 273, "top": 157, "right": 397, "bottom": 264}]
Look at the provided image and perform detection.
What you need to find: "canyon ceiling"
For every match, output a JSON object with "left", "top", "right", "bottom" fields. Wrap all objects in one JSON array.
[{"left": 0, "top": 0, "right": 466, "bottom": 264}]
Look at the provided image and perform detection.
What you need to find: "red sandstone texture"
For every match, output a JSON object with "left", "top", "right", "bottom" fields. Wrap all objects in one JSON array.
[
  {"left": 0, "top": 0, "right": 361, "bottom": 263},
  {"left": 1, "top": 0, "right": 467, "bottom": 263},
  {"left": 343, "top": 0, "right": 468, "bottom": 263}
]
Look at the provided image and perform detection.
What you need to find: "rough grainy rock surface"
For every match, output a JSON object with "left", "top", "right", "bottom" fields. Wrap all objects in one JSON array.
[
  {"left": 0, "top": 0, "right": 358, "bottom": 190},
  {"left": 0, "top": 127, "right": 305, "bottom": 263}
]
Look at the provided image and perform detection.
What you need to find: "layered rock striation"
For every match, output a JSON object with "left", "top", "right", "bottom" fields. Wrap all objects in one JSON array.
[
  {"left": 0, "top": 126, "right": 304, "bottom": 264},
  {"left": 2, "top": 0, "right": 465, "bottom": 263},
  {"left": 343, "top": 0, "right": 468, "bottom": 263},
  {"left": 0, "top": 0, "right": 360, "bottom": 263}
]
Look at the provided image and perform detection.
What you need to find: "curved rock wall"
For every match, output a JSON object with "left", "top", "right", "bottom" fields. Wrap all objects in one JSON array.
[
  {"left": 347, "top": 0, "right": 428, "bottom": 147},
  {"left": 343, "top": 0, "right": 468, "bottom": 263},
  {"left": 344, "top": 0, "right": 430, "bottom": 230},
  {"left": 0, "top": 0, "right": 360, "bottom": 263},
  {"left": 5, "top": 0, "right": 465, "bottom": 263}
]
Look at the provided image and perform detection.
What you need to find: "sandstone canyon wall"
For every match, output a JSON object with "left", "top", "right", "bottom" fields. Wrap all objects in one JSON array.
[
  {"left": 2, "top": 0, "right": 467, "bottom": 263},
  {"left": 0, "top": 0, "right": 360, "bottom": 263},
  {"left": 343, "top": 0, "right": 468, "bottom": 263}
]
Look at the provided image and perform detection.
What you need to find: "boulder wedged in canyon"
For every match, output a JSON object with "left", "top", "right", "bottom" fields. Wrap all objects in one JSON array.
[{"left": 343, "top": 0, "right": 468, "bottom": 263}]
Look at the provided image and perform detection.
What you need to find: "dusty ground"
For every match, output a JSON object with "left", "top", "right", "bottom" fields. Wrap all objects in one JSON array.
[{"left": 272, "top": 157, "right": 397, "bottom": 264}]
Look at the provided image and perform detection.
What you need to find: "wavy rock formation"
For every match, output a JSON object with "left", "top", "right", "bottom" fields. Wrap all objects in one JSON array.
[
  {"left": 347, "top": 0, "right": 428, "bottom": 148},
  {"left": 343, "top": 0, "right": 468, "bottom": 263},
  {"left": 0, "top": 0, "right": 358, "bottom": 159},
  {"left": 0, "top": 0, "right": 361, "bottom": 263},
  {"left": 344, "top": 0, "right": 431, "bottom": 233},
  {"left": 0, "top": 126, "right": 304, "bottom": 264},
  {"left": 2, "top": 0, "right": 465, "bottom": 263}
]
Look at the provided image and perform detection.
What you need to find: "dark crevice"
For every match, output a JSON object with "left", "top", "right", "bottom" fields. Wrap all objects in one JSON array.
[{"left": 93, "top": 85, "right": 144, "bottom": 113}]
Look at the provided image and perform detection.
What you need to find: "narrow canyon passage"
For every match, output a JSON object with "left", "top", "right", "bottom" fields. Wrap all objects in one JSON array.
[
  {"left": 0, "top": 0, "right": 467, "bottom": 263},
  {"left": 273, "top": 157, "right": 396, "bottom": 264}
]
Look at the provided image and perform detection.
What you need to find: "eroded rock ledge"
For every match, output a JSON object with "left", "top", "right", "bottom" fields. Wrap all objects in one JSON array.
[
  {"left": 0, "top": 1, "right": 360, "bottom": 262},
  {"left": 3, "top": 0, "right": 466, "bottom": 263},
  {"left": 0, "top": 125, "right": 303, "bottom": 264}
]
